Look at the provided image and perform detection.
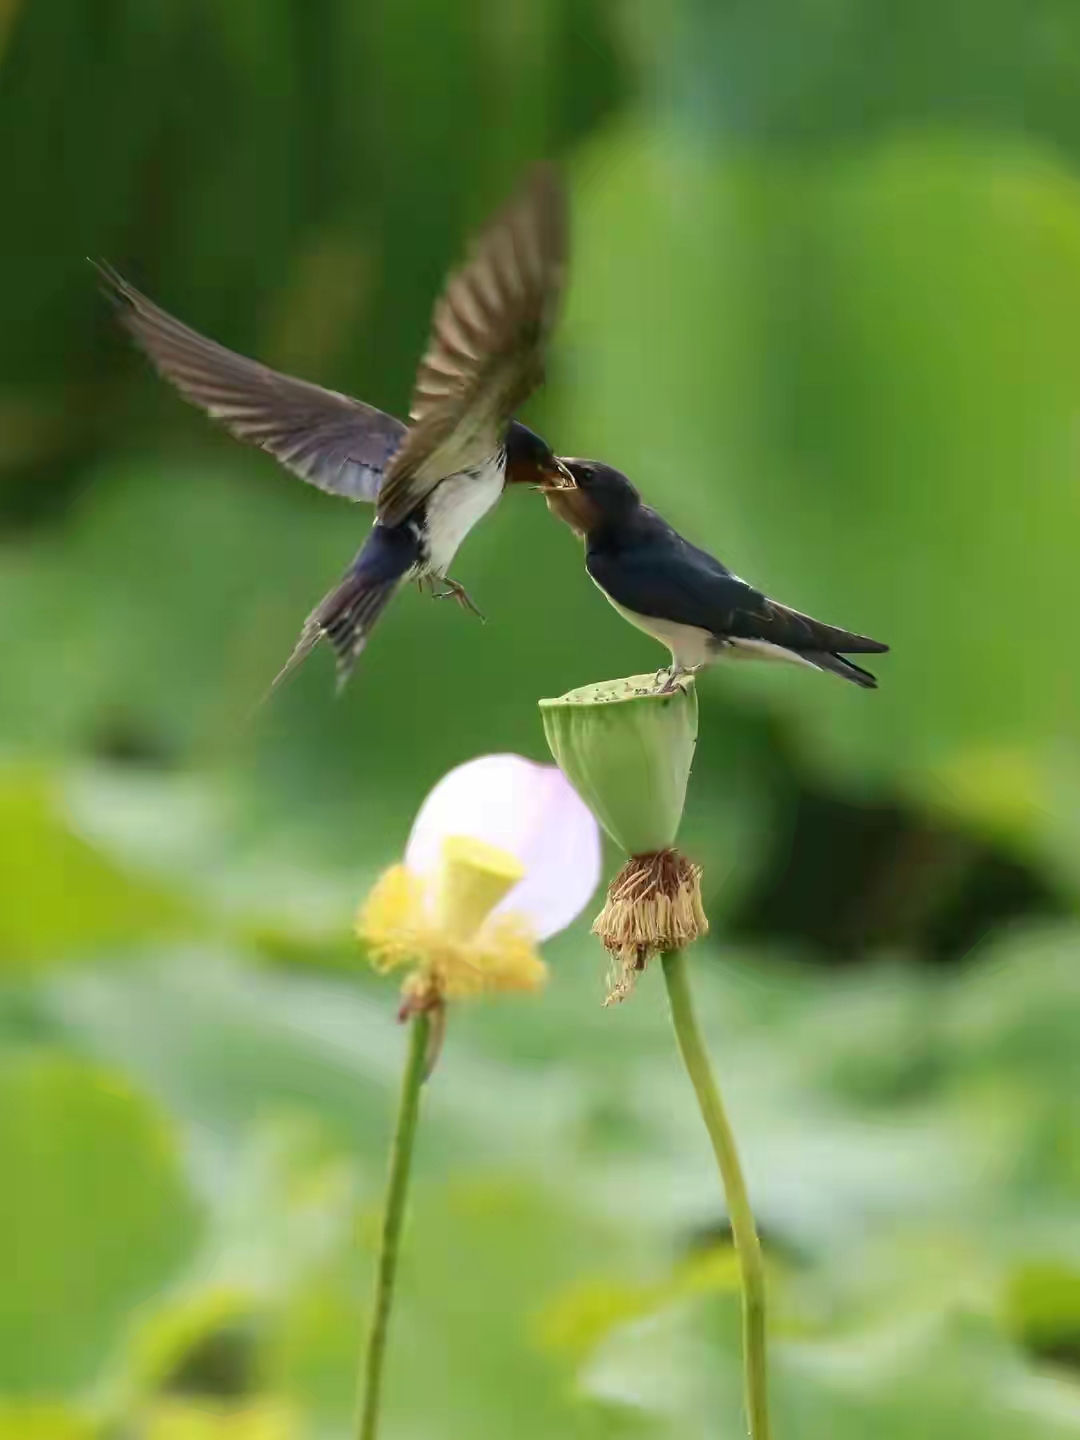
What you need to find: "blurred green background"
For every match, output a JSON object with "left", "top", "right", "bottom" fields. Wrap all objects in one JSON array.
[{"left": 4, "top": 1, "right": 1080, "bottom": 1436}]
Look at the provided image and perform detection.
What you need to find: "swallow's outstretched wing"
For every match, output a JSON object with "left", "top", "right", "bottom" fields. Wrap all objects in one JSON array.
[
  {"left": 96, "top": 263, "right": 406, "bottom": 503},
  {"left": 375, "top": 163, "right": 568, "bottom": 528}
]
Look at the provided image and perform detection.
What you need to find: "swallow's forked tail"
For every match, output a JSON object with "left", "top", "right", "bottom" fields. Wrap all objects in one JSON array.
[
  {"left": 272, "top": 570, "right": 400, "bottom": 692},
  {"left": 801, "top": 650, "right": 880, "bottom": 689},
  {"left": 761, "top": 601, "right": 889, "bottom": 690},
  {"left": 272, "top": 525, "right": 418, "bottom": 693}
]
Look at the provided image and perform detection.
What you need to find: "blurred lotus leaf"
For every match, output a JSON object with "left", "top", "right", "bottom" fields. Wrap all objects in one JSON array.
[
  {"left": 0, "top": 768, "right": 194, "bottom": 972},
  {"left": 553, "top": 125, "right": 1080, "bottom": 890},
  {"left": 0, "top": 1405, "right": 96, "bottom": 1440},
  {"left": 0, "top": 1053, "right": 200, "bottom": 1395},
  {"left": 141, "top": 1400, "right": 298, "bottom": 1440}
]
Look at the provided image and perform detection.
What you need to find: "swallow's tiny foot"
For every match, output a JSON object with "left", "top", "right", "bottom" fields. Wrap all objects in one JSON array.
[
  {"left": 657, "top": 665, "right": 697, "bottom": 695},
  {"left": 435, "top": 576, "right": 486, "bottom": 622}
]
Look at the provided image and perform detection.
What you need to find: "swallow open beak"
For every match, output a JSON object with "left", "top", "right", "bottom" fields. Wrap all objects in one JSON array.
[{"left": 533, "top": 457, "right": 576, "bottom": 493}]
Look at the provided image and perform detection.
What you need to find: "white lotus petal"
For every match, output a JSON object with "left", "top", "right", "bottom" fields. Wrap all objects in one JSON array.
[
  {"left": 404, "top": 754, "right": 601, "bottom": 940},
  {"left": 405, "top": 755, "right": 560, "bottom": 873},
  {"left": 491, "top": 765, "right": 603, "bottom": 940}
]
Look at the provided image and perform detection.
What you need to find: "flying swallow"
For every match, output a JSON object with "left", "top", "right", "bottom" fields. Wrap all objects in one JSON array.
[
  {"left": 96, "top": 165, "right": 573, "bottom": 689},
  {"left": 545, "top": 459, "right": 888, "bottom": 690}
]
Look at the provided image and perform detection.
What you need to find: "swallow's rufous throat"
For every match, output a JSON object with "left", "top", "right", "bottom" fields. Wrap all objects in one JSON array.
[
  {"left": 546, "top": 459, "right": 888, "bottom": 690},
  {"left": 97, "top": 165, "right": 572, "bottom": 689}
]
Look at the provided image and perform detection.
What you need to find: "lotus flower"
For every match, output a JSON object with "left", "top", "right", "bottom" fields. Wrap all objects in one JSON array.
[{"left": 358, "top": 754, "right": 601, "bottom": 1008}]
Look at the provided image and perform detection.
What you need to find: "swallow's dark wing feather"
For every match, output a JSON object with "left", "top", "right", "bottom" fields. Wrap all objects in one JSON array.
[
  {"left": 376, "top": 164, "right": 568, "bottom": 527},
  {"left": 96, "top": 264, "right": 406, "bottom": 503},
  {"left": 588, "top": 522, "right": 888, "bottom": 655}
]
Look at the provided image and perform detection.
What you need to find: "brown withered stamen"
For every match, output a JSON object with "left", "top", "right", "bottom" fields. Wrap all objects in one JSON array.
[{"left": 593, "top": 849, "right": 709, "bottom": 1004}]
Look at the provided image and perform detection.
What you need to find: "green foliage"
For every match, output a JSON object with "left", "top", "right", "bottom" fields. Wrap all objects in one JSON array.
[
  {"left": 2, "top": 0, "right": 1080, "bottom": 1435},
  {"left": 0, "top": 1052, "right": 199, "bottom": 1395},
  {"left": 557, "top": 124, "right": 1080, "bottom": 878},
  {"left": 0, "top": 1404, "right": 96, "bottom": 1440},
  {"left": 0, "top": 769, "right": 193, "bottom": 971}
]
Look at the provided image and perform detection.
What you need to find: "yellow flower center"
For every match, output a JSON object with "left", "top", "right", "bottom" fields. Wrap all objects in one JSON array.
[
  {"left": 356, "top": 836, "right": 545, "bottom": 1003},
  {"left": 436, "top": 835, "right": 526, "bottom": 939}
]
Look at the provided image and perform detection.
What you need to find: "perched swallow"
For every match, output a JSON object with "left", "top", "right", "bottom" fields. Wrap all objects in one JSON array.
[
  {"left": 546, "top": 460, "right": 889, "bottom": 689},
  {"left": 97, "top": 165, "right": 572, "bottom": 688}
]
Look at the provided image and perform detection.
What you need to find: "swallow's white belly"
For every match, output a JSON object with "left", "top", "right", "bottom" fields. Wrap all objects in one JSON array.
[
  {"left": 599, "top": 586, "right": 816, "bottom": 673},
  {"left": 423, "top": 455, "right": 505, "bottom": 576},
  {"left": 600, "top": 589, "right": 717, "bottom": 670}
]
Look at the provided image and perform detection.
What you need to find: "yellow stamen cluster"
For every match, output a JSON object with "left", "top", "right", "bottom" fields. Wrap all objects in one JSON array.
[{"left": 357, "top": 836, "right": 546, "bottom": 1005}]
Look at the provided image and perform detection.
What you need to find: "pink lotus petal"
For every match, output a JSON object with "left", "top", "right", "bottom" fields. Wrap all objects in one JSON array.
[{"left": 405, "top": 754, "right": 601, "bottom": 940}]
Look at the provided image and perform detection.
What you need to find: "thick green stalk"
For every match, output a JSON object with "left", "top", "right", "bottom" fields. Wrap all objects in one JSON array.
[
  {"left": 661, "top": 950, "right": 771, "bottom": 1440},
  {"left": 357, "top": 1011, "right": 431, "bottom": 1440}
]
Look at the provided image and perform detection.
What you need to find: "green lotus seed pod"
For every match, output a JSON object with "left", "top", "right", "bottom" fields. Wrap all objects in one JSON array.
[{"left": 539, "top": 675, "right": 698, "bottom": 855}]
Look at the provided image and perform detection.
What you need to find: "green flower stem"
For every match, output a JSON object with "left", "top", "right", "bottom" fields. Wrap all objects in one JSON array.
[
  {"left": 661, "top": 950, "right": 771, "bottom": 1440},
  {"left": 357, "top": 1011, "right": 431, "bottom": 1440}
]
